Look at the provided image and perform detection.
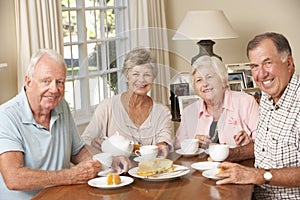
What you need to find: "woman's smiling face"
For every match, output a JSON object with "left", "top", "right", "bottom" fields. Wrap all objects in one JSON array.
[
  {"left": 193, "top": 65, "right": 225, "bottom": 102},
  {"left": 126, "top": 64, "right": 154, "bottom": 95}
]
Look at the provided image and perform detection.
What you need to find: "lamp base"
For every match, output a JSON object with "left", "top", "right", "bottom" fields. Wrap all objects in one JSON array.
[{"left": 191, "top": 40, "right": 222, "bottom": 65}]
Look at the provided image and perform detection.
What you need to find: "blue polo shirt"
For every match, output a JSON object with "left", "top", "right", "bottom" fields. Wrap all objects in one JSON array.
[{"left": 0, "top": 88, "right": 85, "bottom": 199}]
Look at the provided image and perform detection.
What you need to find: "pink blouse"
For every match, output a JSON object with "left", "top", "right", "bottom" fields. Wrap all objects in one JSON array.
[{"left": 175, "top": 90, "right": 259, "bottom": 148}]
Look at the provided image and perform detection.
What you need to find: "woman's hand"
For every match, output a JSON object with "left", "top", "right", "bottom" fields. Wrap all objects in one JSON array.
[
  {"left": 91, "top": 137, "right": 102, "bottom": 150},
  {"left": 233, "top": 131, "right": 251, "bottom": 146},
  {"left": 195, "top": 134, "right": 211, "bottom": 149},
  {"left": 111, "top": 156, "right": 132, "bottom": 173},
  {"left": 156, "top": 142, "right": 169, "bottom": 158}
]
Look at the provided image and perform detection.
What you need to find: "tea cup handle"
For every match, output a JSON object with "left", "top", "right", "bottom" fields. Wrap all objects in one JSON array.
[{"left": 135, "top": 150, "right": 142, "bottom": 157}]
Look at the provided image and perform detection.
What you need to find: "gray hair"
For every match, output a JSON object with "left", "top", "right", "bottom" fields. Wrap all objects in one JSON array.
[
  {"left": 26, "top": 49, "right": 67, "bottom": 78},
  {"left": 122, "top": 48, "right": 158, "bottom": 78},
  {"left": 192, "top": 55, "right": 228, "bottom": 86},
  {"left": 247, "top": 32, "right": 292, "bottom": 62}
]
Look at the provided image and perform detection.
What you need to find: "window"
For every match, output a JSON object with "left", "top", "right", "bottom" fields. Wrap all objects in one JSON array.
[{"left": 61, "top": 0, "right": 128, "bottom": 124}]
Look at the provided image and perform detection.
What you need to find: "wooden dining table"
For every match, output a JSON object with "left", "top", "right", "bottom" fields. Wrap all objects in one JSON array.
[{"left": 32, "top": 152, "right": 254, "bottom": 200}]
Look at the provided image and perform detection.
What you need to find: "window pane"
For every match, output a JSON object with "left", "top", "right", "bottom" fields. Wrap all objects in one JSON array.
[
  {"left": 104, "top": 9, "right": 116, "bottom": 37},
  {"left": 62, "top": 0, "right": 128, "bottom": 118},
  {"left": 86, "top": 10, "right": 101, "bottom": 40},
  {"left": 64, "top": 45, "right": 80, "bottom": 76},
  {"left": 65, "top": 81, "right": 75, "bottom": 111},
  {"left": 62, "top": 10, "right": 78, "bottom": 43}
]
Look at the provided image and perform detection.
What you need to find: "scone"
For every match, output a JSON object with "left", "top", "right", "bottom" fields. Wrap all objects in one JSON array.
[
  {"left": 107, "top": 173, "right": 121, "bottom": 185},
  {"left": 137, "top": 158, "right": 174, "bottom": 177}
]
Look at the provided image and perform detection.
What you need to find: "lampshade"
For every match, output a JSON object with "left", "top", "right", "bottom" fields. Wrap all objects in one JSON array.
[
  {"left": 172, "top": 10, "right": 238, "bottom": 64},
  {"left": 172, "top": 10, "right": 238, "bottom": 40}
]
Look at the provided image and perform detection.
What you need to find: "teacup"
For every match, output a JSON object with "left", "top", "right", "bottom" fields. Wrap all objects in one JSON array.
[
  {"left": 208, "top": 144, "right": 229, "bottom": 161},
  {"left": 93, "top": 153, "right": 113, "bottom": 170},
  {"left": 135, "top": 145, "right": 158, "bottom": 160},
  {"left": 180, "top": 139, "right": 199, "bottom": 154}
]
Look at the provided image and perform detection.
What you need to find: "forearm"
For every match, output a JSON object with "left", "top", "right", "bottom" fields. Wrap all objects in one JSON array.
[
  {"left": 71, "top": 146, "right": 93, "bottom": 164},
  {"left": 5, "top": 168, "right": 76, "bottom": 190},
  {"left": 261, "top": 167, "right": 300, "bottom": 187},
  {"left": 227, "top": 141, "right": 254, "bottom": 162}
]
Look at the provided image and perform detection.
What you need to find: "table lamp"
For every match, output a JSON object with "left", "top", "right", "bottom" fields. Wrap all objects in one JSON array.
[{"left": 172, "top": 10, "right": 238, "bottom": 64}]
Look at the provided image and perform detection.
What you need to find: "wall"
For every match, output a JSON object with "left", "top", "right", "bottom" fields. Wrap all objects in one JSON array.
[
  {"left": 1, "top": 0, "right": 300, "bottom": 133},
  {"left": 0, "top": 0, "right": 18, "bottom": 104},
  {"left": 165, "top": 0, "right": 300, "bottom": 74}
]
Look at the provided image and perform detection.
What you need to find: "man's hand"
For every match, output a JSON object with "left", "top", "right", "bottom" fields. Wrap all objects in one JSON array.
[
  {"left": 69, "top": 160, "right": 102, "bottom": 184},
  {"left": 215, "top": 162, "right": 264, "bottom": 185}
]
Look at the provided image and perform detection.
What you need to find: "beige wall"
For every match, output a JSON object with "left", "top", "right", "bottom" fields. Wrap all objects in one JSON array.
[
  {"left": 165, "top": 0, "right": 300, "bottom": 75},
  {"left": 0, "top": 0, "right": 18, "bottom": 104},
  {"left": 1, "top": 0, "right": 300, "bottom": 132}
]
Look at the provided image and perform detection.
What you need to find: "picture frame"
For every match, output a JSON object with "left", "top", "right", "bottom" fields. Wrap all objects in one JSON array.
[
  {"left": 228, "top": 80, "right": 245, "bottom": 91},
  {"left": 227, "top": 63, "right": 255, "bottom": 88},
  {"left": 177, "top": 95, "right": 200, "bottom": 115},
  {"left": 170, "top": 83, "right": 190, "bottom": 121},
  {"left": 170, "top": 83, "right": 189, "bottom": 97},
  {"left": 242, "top": 87, "right": 262, "bottom": 104},
  {"left": 228, "top": 72, "right": 246, "bottom": 88}
]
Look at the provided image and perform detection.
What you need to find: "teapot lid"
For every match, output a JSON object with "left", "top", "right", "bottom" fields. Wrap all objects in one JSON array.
[{"left": 109, "top": 131, "right": 129, "bottom": 142}]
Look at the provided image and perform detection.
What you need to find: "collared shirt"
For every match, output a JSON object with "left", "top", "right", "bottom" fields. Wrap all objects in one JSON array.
[
  {"left": 0, "top": 88, "right": 84, "bottom": 200},
  {"left": 175, "top": 89, "right": 259, "bottom": 148},
  {"left": 254, "top": 74, "right": 300, "bottom": 199},
  {"left": 81, "top": 94, "right": 174, "bottom": 150}
]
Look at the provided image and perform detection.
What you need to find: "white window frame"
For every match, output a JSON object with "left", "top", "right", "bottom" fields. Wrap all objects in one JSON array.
[{"left": 61, "top": 0, "right": 129, "bottom": 125}]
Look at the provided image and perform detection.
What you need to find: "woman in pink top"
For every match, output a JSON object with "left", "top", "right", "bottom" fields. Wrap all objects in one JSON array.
[{"left": 175, "top": 56, "right": 259, "bottom": 149}]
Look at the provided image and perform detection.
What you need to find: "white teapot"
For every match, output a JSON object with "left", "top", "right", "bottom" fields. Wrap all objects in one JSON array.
[{"left": 101, "top": 132, "right": 134, "bottom": 157}]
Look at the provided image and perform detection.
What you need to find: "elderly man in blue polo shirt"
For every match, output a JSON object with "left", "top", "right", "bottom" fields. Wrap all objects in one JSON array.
[{"left": 0, "top": 49, "right": 131, "bottom": 199}]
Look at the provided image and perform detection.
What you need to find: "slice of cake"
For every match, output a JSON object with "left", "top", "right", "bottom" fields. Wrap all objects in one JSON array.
[
  {"left": 107, "top": 173, "right": 121, "bottom": 185},
  {"left": 137, "top": 158, "right": 174, "bottom": 177}
]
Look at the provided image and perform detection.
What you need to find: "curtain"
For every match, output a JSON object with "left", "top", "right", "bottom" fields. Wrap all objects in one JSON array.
[
  {"left": 128, "top": 0, "right": 171, "bottom": 106},
  {"left": 14, "top": 0, "right": 63, "bottom": 90}
]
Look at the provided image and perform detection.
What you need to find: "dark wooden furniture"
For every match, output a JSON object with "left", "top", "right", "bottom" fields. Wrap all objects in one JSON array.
[{"left": 32, "top": 152, "right": 254, "bottom": 200}]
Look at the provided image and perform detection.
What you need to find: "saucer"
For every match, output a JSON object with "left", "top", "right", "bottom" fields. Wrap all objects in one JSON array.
[
  {"left": 88, "top": 176, "right": 134, "bottom": 189},
  {"left": 202, "top": 168, "right": 223, "bottom": 180},
  {"left": 98, "top": 168, "right": 122, "bottom": 176},
  {"left": 175, "top": 148, "right": 205, "bottom": 157},
  {"left": 191, "top": 161, "right": 220, "bottom": 171}
]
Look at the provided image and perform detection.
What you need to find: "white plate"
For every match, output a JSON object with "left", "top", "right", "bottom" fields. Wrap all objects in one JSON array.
[
  {"left": 202, "top": 168, "right": 223, "bottom": 180},
  {"left": 128, "top": 164, "right": 190, "bottom": 181},
  {"left": 88, "top": 176, "right": 134, "bottom": 189},
  {"left": 191, "top": 161, "right": 220, "bottom": 171},
  {"left": 175, "top": 148, "right": 205, "bottom": 157},
  {"left": 98, "top": 168, "right": 123, "bottom": 177}
]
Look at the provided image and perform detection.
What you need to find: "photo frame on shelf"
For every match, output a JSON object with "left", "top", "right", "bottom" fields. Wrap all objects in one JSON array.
[
  {"left": 170, "top": 83, "right": 190, "bottom": 121},
  {"left": 170, "top": 82, "right": 189, "bottom": 97},
  {"left": 227, "top": 63, "right": 255, "bottom": 88},
  {"left": 177, "top": 95, "right": 200, "bottom": 115},
  {"left": 228, "top": 80, "right": 245, "bottom": 91},
  {"left": 228, "top": 72, "right": 246, "bottom": 88},
  {"left": 242, "top": 87, "right": 262, "bottom": 104}
]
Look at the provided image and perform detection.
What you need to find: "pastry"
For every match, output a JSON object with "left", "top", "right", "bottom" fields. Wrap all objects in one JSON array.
[
  {"left": 137, "top": 158, "right": 174, "bottom": 177},
  {"left": 107, "top": 173, "right": 121, "bottom": 185}
]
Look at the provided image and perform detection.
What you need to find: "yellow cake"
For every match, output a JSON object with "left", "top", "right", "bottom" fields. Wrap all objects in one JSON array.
[
  {"left": 107, "top": 173, "right": 121, "bottom": 185},
  {"left": 137, "top": 158, "right": 174, "bottom": 177}
]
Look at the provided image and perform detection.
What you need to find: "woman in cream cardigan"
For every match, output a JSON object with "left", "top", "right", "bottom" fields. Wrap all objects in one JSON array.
[{"left": 82, "top": 48, "right": 173, "bottom": 158}]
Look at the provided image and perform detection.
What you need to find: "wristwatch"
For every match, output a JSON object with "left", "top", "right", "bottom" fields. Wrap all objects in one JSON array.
[{"left": 263, "top": 169, "right": 272, "bottom": 184}]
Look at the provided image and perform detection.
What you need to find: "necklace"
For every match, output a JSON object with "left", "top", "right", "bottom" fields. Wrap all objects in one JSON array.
[{"left": 209, "top": 121, "right": 219, "bottom": 143}]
